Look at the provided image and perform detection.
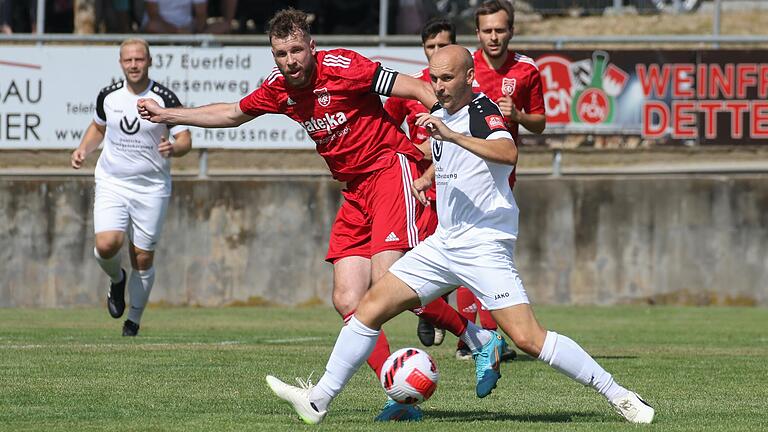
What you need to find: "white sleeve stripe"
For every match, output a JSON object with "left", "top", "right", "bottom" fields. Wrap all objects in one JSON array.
[
  {"left": 382, "top": 71, "right": 394, "bottom": 94},
  {"left": 374, "top": 69, "right": 396, "bottom": 95},
  {"left": 325, "top": 54, "right": 351, "bottom": 64},
  {"left": 267, "top": 70, "right": 281, "bottom": 84},
  {"left": 375, "top": 72, "right": 386, "bottom": 93},
  {"left": 322, "top": 60, "right": 351, "bottom": 68},
  {"left": 515, "top": 55, "right": 539, "bottom": 70},
  {"left": 397, "top": 153, "right": 419, "bottom": 248},
  {"left": 322, "top": 61, "right": 350, "bottom": 68}
]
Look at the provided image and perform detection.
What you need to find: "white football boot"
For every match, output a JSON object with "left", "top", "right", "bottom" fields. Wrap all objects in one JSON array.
[
  {"left": 266, "top": 375, "right": 327, "bottom": 425},
  {"left": 610, "top": 391, "right": 655, "bottom": 424}
]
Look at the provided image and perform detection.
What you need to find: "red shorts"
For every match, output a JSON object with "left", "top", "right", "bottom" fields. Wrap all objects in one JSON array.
[{"left": 326, "top": 153, "right": 429, "bottom": 262}]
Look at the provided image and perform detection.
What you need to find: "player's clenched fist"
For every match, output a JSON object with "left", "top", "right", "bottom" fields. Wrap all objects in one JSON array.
[
  {"left": 415, "top": 112, "right": 455, "bottom": 142},
  {"left": 71, "top": 148, "right": 86, "bottom": 169},
  {"left": 158, "top": 137, "right": 174, "bottom": 158},
  {"left": 137, "top": 98, "right": 163, "bottom": 122}
]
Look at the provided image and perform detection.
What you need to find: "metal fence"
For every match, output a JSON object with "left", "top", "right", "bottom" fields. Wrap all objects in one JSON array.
[{"left": 0, "top": 0, "right": 748, "bottom": 39}]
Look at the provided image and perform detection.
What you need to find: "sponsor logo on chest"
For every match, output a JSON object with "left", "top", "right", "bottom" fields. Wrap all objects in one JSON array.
[
  {"left": 302, "top": 111, "right": 348, "bottom": 134},
  {"left": 120, "top": 116, "right": 140, "bottom": 135}
]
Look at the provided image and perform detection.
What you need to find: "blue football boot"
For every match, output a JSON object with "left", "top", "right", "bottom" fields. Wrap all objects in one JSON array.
[
  {"left": 473, "top": 331, "right": 506, "bottom": 398},
  {"left": 374, "top": 398, "right": 423, "bottom": 422}
]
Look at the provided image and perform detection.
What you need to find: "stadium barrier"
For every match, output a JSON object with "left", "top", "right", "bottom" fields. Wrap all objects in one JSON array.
[{"left": 2, "top": 175, "right": 766, "bottom": 308}]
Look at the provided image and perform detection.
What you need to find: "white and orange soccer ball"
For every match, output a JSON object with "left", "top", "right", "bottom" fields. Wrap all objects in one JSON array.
[{"left": 379, "top": 348, "right": 439, "bottom": 405}]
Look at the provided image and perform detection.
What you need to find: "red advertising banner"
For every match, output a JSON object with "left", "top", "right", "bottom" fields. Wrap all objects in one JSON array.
[{"left": 526, "top": 49, "right": 768, "bottom": 145}]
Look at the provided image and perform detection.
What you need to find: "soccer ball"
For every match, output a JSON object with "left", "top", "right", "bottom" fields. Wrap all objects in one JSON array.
[{"left": 379, "top": 347, "right": 439, "bottom": 405}]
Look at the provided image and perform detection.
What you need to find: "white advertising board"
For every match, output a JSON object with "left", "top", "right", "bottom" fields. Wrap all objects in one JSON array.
[{"left": 0, "top": 45, "right": 429, "bottom": 149}]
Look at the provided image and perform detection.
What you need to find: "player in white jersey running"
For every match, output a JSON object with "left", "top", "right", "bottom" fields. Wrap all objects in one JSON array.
[
  {"left": 266, "top": 45, "right": 655, "bottom": 425},
  {"left": 70, "top": 38, "right": 191, "bottom": 336}
]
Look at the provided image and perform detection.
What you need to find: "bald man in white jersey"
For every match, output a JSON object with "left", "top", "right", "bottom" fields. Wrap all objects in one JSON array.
[
  {"left": 71, "top": 39, "right": 192, "bottom": 336},
  {"left": 266, "top": 45, "right": 655, "bottom": 425}
]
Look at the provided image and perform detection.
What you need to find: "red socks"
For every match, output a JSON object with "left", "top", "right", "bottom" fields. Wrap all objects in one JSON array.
[
  {"left": 416, "top": 295, "right": 468, "bottom": 336},
  {"left": 457, "top": 286, "right": 497, "bottom": 330}
]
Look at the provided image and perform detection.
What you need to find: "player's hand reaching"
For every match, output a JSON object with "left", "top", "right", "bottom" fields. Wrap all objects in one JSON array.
[
  {"left": 415, "top": 112, "right": 455, "bottom": 142},
  {"left": 158, "top": 137, "right": 174, "bottom": 158},
  {"left": 495, "top": 96, "right": 519, "bottom": 122},
  {"left": 411, "top": 174, "right": 432, "bottom": 206},
  {"left": 137, "top": 98, "right": 164, "bottom": 123},
  {"left": 70, "top": 148, "right": 87, "bottom": 169}
]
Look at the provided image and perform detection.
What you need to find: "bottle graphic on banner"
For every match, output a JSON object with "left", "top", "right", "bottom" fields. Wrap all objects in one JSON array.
[{"left": 571, "top": 51, "right": 614, "bottom": 124}]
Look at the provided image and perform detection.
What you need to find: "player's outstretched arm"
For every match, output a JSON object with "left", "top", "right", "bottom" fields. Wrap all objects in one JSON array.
[
  {"left": 71, "top": 121, "right": 106, "bottom": 169},
  {"left": 389, "top": 74, "right": 438, "bottom": 112},
  {"left": 415, "top": 113, "right": 517, "bottom": 165},
  {"left": 137, "top": 99, "right": 254, "bottom": 128}
]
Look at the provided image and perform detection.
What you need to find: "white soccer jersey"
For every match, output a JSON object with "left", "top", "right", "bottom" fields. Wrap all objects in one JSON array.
[
  {"left": 431, "top": 93, "right": 518, "bottom": 246},
  {"left": 93, "top": 80, "right": 187, "bottom": 196}
]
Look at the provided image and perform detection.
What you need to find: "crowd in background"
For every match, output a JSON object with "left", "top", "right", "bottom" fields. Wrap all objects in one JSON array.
[{"left": 0, "top": 0, "right": 478, "bottom": 35}]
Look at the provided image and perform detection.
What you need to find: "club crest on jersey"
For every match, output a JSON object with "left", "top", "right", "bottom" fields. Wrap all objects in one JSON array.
[
  {"left": 314, "top": 87, "right": 331, "bottom": 107},
  {"left": 501, "top": 78, "right": 516, "bottom": 96},
  {"left": 120, "top": 116, "right": 140, "bottom": 135},
  {"left": 485, "top": 115, "right": 505, "bottom": 130}
]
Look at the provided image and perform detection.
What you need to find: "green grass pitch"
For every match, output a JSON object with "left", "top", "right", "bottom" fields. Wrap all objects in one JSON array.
[{"left": 1, "top": 305, "right": 766, "bottom": 431}]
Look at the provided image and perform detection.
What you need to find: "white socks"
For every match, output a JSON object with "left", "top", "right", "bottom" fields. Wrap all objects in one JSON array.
[
  {"left": 126, "top": 267, "right": 156, "bottom": 324},
  {"left": 538, "top": 331, "right": 628, "bottom": 401},
  {"left": 310, "top": 316, "right": 380, "bottom": 411},
  {"left": 94, "top": 247, "right": 123, "bottom": 284},
  {"left": 459, "top": 321, "right": 493, "bottom": 352}
]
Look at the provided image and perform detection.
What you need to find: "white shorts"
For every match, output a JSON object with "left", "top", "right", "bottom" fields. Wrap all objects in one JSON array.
[
  {"left": 93, "top": 182, "right": 169, "bottom": 251},
  {"left": 389, "top": 235, "right": 529, "bottom": 311}
]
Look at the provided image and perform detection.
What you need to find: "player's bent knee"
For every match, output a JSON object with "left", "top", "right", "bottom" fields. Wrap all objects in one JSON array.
[
  {"left": 94, "top": 237, "right": 122, "bottom": 258},
  {"left": 332, "top": 289, "right": 363, "bottom": 317},
  {"left": 130, "top": 248, "right": 155, "bottom": 270}
]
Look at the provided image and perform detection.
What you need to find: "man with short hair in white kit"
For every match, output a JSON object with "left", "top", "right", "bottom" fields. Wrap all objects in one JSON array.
[
  {"left": 71, "top": 38, "right": 191, "bottom": 336},
  {"left": 266, "top": 45, "right": 655, "bottom": 425}
]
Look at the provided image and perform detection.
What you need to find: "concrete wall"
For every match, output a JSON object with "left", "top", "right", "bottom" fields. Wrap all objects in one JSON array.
[{"left": 2, "top": 174, "right": 766, "bottom": 307}]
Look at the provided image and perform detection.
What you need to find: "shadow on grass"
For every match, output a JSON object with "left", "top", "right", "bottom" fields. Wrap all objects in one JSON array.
[{"left": 425, "top": 409, "right": 604, "bottom": 423}]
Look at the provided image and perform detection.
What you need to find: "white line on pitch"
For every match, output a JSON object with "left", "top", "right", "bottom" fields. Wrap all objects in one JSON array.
[{"left": 262, "top": 337, "right": 323, "bottom": 344}]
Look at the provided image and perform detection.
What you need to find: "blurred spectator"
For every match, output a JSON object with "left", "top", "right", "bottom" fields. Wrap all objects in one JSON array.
[
  {"left": 1, "top": 0, "right": 12, "bottom": 34},
  {"left": 47, "top": 0, "right": 74, "bottom": 33},
  {"left": 205, "top": 0, "right": 236, "bottom": 34},
  {"left": 394, "top": 0, "right": 439, "bottom": 34},
  {"left": 1, "top": 0, "right": 37, "bottom": 33},
  {"left": 97, "top": 0, "right": 132, "bottom": 33},
  {"left": 142, "top": 0, "right": 207, "bottom": 34}
]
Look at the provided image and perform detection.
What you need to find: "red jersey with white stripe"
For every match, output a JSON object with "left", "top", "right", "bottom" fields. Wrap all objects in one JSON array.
[
  {"left": 239, "top": 48, "right": 421, "bottom": 182},
  {"left": 383, "top": 67, "right": 431, "bottom": 145},
  {"left": 472, "top": 49, "right": 545, "bottom": 144},
  {"left": 383, "top": 67, "right": 437, "bottom": 202}
]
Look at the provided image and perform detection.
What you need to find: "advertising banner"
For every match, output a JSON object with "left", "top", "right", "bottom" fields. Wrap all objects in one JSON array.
[
  {"left": 1, "top": 46, "right": 765, "bottom": 148},
  {"left": 529, "top": 49, "right": 768, "bottom": 144},
  {"left": 0, "top": 45, "right": 427, "bottom": 149}
]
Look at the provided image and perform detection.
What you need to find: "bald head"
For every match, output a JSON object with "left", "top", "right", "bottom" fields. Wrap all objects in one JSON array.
[
  {"left": 428, "top": 45, "right": 475, "bottom": 114},
  {"left": 430, "top": 45, "right": 473, "bottom": 73}
]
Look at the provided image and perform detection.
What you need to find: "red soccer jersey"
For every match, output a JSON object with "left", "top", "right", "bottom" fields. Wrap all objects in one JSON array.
[
  {"left": 472, "top": 49, "right": 545, "bottom": 144},
  {"left": 383, "top": 67, "right": 436, "bottom": 201},
  {"left": 239, "top": 48, "right": 421, "bottom": 182},
  {"left": 383, "top": 67, "right": 431, "bottom": 145}
]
